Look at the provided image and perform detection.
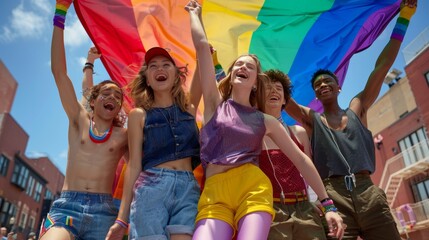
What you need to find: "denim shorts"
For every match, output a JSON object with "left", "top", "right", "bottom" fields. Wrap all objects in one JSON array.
[
  {"left": 40, "top": 191, "right": 118, "bottom": 240},
  {"left": 129, "top": 168, "right": 200, "bottom": 240}
]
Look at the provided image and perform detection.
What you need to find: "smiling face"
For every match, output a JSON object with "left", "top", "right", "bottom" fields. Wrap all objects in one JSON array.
[
  {"left": 90, "top": 82, "right": 123, "bottom": 119},
  {"left": 265, "top": 81, "right": 286, "bottom": 111},
  {"left": 231, "top": 55, "right": 258, "bottom": 90},
  {"left": 312, "top": 74, "right": 341, "bottom": 100},
  {"left": 145, "top": 55, "right": 177, "bottom": 92}
]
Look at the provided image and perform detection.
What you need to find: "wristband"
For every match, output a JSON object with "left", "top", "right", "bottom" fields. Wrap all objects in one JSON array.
[
  {"left": 53, "top": 0, "right": 73, "bottom": 29},
  {"left": 399, "top": 5, "right": 416, "bottom": 20},
  {"left": 83, "top": 62, "right": 94, "bottom": 73},
  {"left": 390, "top": 5, "right": 415, "bottom": 42},
  {"left": 214, "top": 64, "right": 226, "bottom": 82},
  {"left": 319, "top": 198, "right": 338, "bottom": 214},
  {"left": 322, "top": 204, "right": 338, "bottom": 214},
  {"left": 115, "top": 218, "right": 129, "bottom": 229}
]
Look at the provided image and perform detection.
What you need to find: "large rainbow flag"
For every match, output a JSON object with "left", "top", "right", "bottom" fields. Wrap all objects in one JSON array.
[
  {"left": 74, "top": 0, "right": 401, "bottom": 118},
  {"left": 74, "top": 0, "right": 401, "bottom": 193}
]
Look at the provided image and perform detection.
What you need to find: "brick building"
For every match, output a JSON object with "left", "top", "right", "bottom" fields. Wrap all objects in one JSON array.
[
  {"left": 0, "top": 60, "right": 64, "bottom": 238},
  {"left": 368, "top": 27, "right": 429, "bottom": 239}
]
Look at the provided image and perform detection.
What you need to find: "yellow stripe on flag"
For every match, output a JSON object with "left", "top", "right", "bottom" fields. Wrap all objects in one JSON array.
[{"left": 202, "top": 0, "right": 264, "bottom": 67}]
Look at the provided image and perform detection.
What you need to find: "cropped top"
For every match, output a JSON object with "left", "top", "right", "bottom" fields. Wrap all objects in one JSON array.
[
  {"left": 200, "top": 99, "right": 265, "bottom": 167},
  {"left": 259, "top": 126, "right": 307, "bottom": 198},
  {"left": 142, "top": 104, "right": 200, "bottom": 170}
]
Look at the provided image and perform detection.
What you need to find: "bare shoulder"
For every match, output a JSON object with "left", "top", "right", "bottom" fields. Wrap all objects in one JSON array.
[
  {"left": 128, "top": 107, "right": 146, "bottom": 129},
  {"left": 263, "top": 113, "right": 279, "bottom": 134},
  {"left": 289, "top": 124, "right": 306, "bottom": 135},
  {"left": 129, "top": 107, "right": 146, "bottom": 119},
  {"left": 289, "top": 124, "right": 310, "bottom": 144}
]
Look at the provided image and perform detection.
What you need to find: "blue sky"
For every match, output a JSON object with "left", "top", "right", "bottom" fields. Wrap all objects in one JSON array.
[{"left": 0, "top": 0, "right": 428, "bottom": 174}]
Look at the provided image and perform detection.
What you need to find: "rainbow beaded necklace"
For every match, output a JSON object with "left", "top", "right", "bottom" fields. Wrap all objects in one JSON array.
[{"left": 89, "top": 118, "right": 113, "bottom": 143}]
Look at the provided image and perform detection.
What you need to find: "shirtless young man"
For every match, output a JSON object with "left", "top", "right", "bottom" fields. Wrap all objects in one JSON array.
[{"left": 40, "top": 1, "right": 127, "bottom": 239}]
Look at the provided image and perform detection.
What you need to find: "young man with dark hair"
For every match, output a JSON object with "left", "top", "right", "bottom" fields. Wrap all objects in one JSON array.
[{"left": 285, "top": 1, "right": 417, "bottom": 239}]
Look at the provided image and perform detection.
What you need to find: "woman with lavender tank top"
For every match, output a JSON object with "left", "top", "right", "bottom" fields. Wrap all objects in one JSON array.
[{"left": 186, "top": 1, "right": 344, "bottom": 239}]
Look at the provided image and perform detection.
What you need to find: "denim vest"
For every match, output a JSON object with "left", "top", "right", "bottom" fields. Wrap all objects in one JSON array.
[{"left": 142, "top": 105, "right": 200, "bottom": 170}]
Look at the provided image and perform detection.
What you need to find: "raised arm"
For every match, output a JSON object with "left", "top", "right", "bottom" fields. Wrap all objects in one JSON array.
[
  {"left": 284, "top": 98, "right": 315, "bottom": 137},
  {"left": 188, "top": 60, "right": 202, "bottom": 117},
  {"left": 106, "top": 108, "right": 144, "bottom": 240},
  {"left": 185, "top": 0, "right": 222, "bottom": 121},
  {"left": 81, "top": 47, "right": 101, "bottom": 106},
  {"left": 51, "top": 0, "right": 84, "bottom": 122},
  {"left": 350, "top": 0, "right": 417, "bottom": 122}
]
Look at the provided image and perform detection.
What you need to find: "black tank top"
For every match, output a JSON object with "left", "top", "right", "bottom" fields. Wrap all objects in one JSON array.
[{"left": 311, "top": 108, "right": 375, "bottom": 179}]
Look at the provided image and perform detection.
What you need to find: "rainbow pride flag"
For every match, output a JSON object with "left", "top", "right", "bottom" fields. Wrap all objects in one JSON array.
[
  {"left": 74, "top": 0, "right": 401, "bottom": 192},
  {"left": 74, "top": 0, "right": 401, "bottom": 116}
]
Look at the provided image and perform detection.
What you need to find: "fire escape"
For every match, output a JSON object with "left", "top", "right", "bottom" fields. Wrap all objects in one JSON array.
[{"left": 379, "top": 140, "right": 429, "bottom": 233}]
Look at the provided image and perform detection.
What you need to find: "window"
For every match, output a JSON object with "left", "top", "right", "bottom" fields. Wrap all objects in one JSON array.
[
  {"left": 26, "top": 177, "right": 35, "bottom": 196},
  {"left": 11, "top": 161, "right": 29, "bottom": 189},
  {"left": 33, "top": 182, "right": 42, "bottom": 202},
  {"left": 425, "top": 71, "right": 429, "bottom": 87},
  {"left": 0, "top": 155, "right": 9, "bottom": 176},
  {"left": 398, "top": 128, "right": 429, "bottom": 166},
  {"left": 45, "top": 190, "right": 53, "bottom": 200},
  {"left": 19, "top": 212, "right": 27, "bottom": 229},
  {"left": 412, "top": 179, "right": 429, "bottom": 216},
  {"left": 415, "top": 180, "right": 429, "bottom": 201},
  {"left": 28, "top": 216, "right": 35, "bottom": 231}
]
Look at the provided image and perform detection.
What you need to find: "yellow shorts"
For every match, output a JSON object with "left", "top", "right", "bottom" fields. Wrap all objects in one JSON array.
[{"left": 196, "top": 163, "right": 275, "bottom": 230}]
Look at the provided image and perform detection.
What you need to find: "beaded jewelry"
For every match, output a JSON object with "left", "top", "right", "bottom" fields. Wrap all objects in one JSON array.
[{"left": 89, "top": 118, "right": 113, "bottom": 143}]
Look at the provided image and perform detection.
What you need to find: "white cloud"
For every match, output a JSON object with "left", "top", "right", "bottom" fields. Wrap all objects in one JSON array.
[
  {"left": 58, "top": 149, "right": 68, "bottom": 160},
  {"left": 31, "top": 0, "right": 51, "bottom": 14},
  {"left": 64, "top": 15, "right": 90, "bottom": 47},
  {"left": 26, "top": 151, "right": 48, "bottom": 158},
  {"left": 78, "top": 57, "right": 87, "bottom": 66},
  {"left": 0, "top": 3, "right": 46, "bottom": 42}
]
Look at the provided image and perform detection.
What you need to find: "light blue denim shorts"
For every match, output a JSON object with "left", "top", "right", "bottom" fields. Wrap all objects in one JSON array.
[
  {"left": 40, "top": 191, "right": 118, "bottom": 240},
  {"left": 129, "top": 167, "right": 200, "bottom": 240}
]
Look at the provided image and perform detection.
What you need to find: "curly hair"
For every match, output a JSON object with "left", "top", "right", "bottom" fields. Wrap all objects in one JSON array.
[
  {"left": 88, "top": 80, "right": 125, "bottom": 127},
  {"left": 128, "top": 63, "right": 189, "bottom": 112},
  {"left": 310, "top": 69, "right": 339, "bottom": 89},
  {"left": 264, "top": 69, "right": 293, "bottom": 108},
  {"left": 218, "top": 54, "right": 268, "bottom": 112}
]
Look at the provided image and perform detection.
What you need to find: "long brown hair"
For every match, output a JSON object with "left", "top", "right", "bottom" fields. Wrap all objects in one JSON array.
[
  {"left": 128, "top": 63, "right": 189, "bottom": 112},
  {"left": 218, "top": 54, "right": 267, "bottom": 112}
]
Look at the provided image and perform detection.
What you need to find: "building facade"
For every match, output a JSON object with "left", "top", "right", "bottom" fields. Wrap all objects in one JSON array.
[
  {"left": 368, "top": 27, "right": 429, "bottom": 239},
  {"left": 0, "top": 60, "right": 64, "bottom": 239}
]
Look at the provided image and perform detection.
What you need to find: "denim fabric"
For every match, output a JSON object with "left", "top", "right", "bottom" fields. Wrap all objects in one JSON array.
[
  {"left": 40, "top": 191, "right": 117, "bottom": 240},
  {"left": 129, "top": 168, "right": 200, "bottom": 240},
  {"left": 143, "top": 105, "right": 200, "bottom": 170}
]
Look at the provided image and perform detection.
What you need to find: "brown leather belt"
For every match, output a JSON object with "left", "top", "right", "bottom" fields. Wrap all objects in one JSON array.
[{"left": 329, "top": 170, "right": 370, "bottom": 178}]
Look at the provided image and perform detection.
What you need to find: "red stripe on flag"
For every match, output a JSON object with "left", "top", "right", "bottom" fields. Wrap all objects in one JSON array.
[
  {"left": 74, "top": 0, "right": 146, "bottom": 109},
  {"left": 74, "top": 0, "right": 197, "bottom": 109}
]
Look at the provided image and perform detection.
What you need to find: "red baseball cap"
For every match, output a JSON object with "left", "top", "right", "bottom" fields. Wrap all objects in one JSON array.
[{"left": 144, "top": 47, "right": 175, "bottom": 65}]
